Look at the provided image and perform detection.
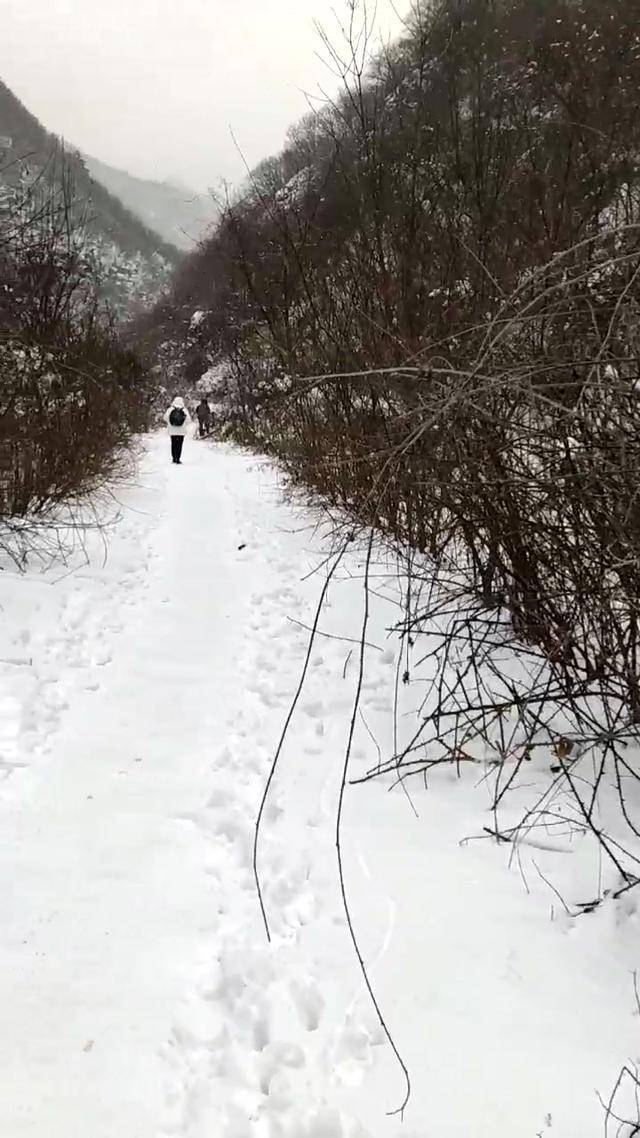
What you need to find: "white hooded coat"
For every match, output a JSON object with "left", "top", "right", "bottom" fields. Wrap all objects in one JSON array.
[{"left": 164, "top": 397, "right": 192, "bottom": 437}]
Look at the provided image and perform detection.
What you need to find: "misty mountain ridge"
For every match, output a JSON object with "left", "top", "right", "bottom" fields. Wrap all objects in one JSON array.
[
  {"left": 0, "top": 78, "right": 178, "bottom": 263},
  {"left": 0, "top": 76, "right": 186, "bottom": 317},
  {"left": 81, "top": 154, "right": 219, "bottom": 252}
]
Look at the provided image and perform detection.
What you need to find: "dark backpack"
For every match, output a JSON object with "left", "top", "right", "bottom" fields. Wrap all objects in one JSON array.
[{"left": 169, "top": 407, "right": 186, "bottom": 427}]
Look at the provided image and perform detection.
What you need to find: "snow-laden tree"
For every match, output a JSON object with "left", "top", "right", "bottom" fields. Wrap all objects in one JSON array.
[{"left": 0, "top": 158, "right": 153, "bottom": 526}]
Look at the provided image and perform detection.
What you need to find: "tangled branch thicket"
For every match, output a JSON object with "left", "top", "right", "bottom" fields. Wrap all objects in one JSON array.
[
  {"left": 0, "top": 151, "right": 152, "bottom": 562},
  {"left": 136, "top": 0, "right": 640, "bottom": 1118},
  {"left": 147, "top": 0, "right": 640, "bottom": 1070},
  {"left": 148, "top": 0, "right": 640, "bottom": 865}
]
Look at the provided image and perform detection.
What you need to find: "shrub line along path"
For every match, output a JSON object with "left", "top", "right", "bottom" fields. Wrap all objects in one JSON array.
[{"left": 0, "top": 435, "right": 637, "bottom": 1138}]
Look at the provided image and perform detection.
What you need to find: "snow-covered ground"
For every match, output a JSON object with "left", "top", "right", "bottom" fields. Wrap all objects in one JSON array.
[{"left": 0, "top": 433, "right": 638, "bottom": 1138}]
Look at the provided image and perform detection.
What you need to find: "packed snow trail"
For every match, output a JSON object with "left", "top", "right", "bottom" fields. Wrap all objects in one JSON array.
[
  {"left": 0, "top": 438, "right": 255, "bottom": 1135},
  {"left": 0, "top": 436, "right": 393, "bottom": 1138},
  {"left": 0, "top": 434, "right": 638, "bottom": 1138}
]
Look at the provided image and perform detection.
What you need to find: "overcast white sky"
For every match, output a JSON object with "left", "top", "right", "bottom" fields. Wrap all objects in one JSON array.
[{"left": 0, "top": 0, "right": 406, "bottom": 191}]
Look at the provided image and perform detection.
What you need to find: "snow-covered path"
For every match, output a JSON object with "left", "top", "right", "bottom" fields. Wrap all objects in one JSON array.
[
  {"left": 0, "top": 438, "right": 254, "bottom": 1135},
  {"left": 0, "top": 435, "right": 387, "bottom": 1138},
  {"left": 0, "top": 434, "right": 638, "bottom": 1138}
]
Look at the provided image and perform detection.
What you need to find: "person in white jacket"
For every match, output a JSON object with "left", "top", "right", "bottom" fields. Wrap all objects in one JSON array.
[{"left": 164, "top": 396, "right": 192, "bottom": 464}]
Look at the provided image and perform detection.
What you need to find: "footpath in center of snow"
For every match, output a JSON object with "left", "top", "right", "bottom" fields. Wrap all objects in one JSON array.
[{"left": 0, "top": 432, "right": 638, "bottom": 1138}]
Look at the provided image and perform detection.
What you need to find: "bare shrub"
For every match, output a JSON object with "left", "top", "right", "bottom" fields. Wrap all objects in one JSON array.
[{"left": 0, "top": 152, "right": 151, "bottom": 554}]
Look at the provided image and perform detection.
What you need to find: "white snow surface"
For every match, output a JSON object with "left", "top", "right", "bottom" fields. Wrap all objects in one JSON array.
[{"left": 0, "top": 434, "right": 638, "bottom": 1138}]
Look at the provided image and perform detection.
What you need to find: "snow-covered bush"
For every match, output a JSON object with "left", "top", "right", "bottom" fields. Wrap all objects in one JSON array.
[{"left": 0, "top": 158, "right": 152, "bottom": 530}]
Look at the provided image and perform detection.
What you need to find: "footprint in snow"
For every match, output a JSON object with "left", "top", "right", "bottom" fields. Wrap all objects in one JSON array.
[
  {"left": 259, "top": 1041, "right": 306, "bottom": 1094},
  {"left": 290, "top": 978, "right": 324, "bottom": 1032},
  {"left": 302, "top": 700, "right": 324, "bottom": 719}
]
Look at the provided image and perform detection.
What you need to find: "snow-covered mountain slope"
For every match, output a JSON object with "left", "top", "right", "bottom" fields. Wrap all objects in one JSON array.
[
  {"left": 0, "top": 78, "right": 178, "bottom": 317},
  {"left": 0, "top": 79, "right": 178, "bottom": 263},
  {"left": 0, "top": 434, "right": 637, "bottom": 1137}
]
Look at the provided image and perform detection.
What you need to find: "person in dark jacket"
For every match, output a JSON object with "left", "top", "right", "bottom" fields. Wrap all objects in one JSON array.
[{"left": 195, "top": 398, "right": 212, "bottom": 438}]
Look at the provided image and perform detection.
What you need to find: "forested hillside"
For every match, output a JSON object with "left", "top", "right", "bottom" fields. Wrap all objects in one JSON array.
[
  {"left": 150, "top": 0, "right": 640, "bottom": 390},
  {"left": 0, "top": 78, "right": 179, "bottom": 317}
]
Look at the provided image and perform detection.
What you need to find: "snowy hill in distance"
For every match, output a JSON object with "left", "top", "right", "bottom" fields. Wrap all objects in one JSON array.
[
  {"left": 82, "top": 153, "right": 218, "bottom": 251},
  {"left": 0, "top": 77, "right": 178, "bottom": 317}
]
